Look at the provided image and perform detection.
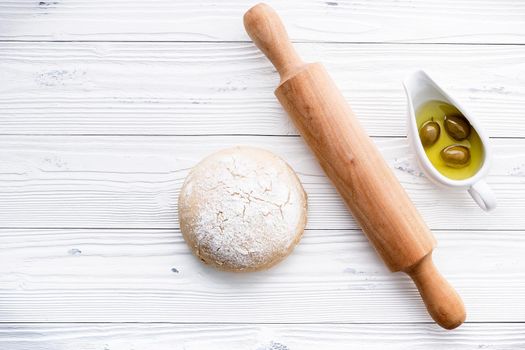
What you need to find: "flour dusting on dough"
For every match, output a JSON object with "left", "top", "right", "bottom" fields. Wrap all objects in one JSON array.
[{"left": 178, "top": 147, "right": 306, "bottom": 271}]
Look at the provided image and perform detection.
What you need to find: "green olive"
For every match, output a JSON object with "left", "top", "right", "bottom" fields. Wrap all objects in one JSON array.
[
  {"left": 444, "top": 114, "right": 471, "bottom": 141},
  {"left": 419, "top": 119, "right": 441, "bottom": 147},
  {"left": 440, "top": 145, "right": 471, "bottom": 168}
]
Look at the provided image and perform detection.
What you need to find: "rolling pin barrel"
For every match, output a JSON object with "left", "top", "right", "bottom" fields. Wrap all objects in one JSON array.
[{"left": 244, "top": 3, "right": 465, "bottom": 330}]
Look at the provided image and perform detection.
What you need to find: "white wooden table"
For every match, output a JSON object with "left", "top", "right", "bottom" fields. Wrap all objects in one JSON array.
[{"left": 1, "top": 1, "right": 524, "bottom": 348}]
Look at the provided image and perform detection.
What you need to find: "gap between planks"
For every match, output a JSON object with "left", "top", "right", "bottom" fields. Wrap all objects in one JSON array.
[
  {"left": 0, "top": 134, "right": 523, "bottom": 139},
  {"left": 1, "top": 40, "right": 525, "bottom": 46},
  {"left": 0, "top": 227, "right": 522, "bottom": 232},
  {"left": 0, "top": 321, "right": 525, "bottom": 326}
]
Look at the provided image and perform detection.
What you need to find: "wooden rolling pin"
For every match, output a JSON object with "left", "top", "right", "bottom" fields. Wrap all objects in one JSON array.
[{"left": 244, "top": 3, "right": 466, "bottom": 330}]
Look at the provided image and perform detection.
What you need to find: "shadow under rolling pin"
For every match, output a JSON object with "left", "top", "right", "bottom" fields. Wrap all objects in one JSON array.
[{"left": 243, "top": 3, "right": 466, "bottom": 330}]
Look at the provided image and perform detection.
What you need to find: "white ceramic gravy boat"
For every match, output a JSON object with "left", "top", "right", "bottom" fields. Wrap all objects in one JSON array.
[{"left": 403, "top": 70, "right": 496, "bottom": 211}]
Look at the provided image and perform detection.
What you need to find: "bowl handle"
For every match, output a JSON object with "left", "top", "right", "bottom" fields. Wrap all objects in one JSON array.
[{"left": 468, "top": 180, "right": 497, "bottom": 211}]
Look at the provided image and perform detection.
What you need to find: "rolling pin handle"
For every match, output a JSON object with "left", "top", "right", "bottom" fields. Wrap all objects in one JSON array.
[
  {"left": 243, "top": 3, "right": 304, "bottom": 82},
  {"left": 406, "top": 254, "right": 466, "bottom": 330}
]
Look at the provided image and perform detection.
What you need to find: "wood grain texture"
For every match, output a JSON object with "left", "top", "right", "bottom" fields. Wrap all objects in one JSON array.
[
  {"left": 0, "top": 42, "right": 524, "bottom": 137},
  {"left": 247, "top": 4, "right": 437, "bottom": 271},
  {"left": 1, "top": 228, "right": 524, "bottom": 322},
  {"left": 0, "top": 0, "right": 523, "bottom": 345},
  {"left": 244, "top": 5, "right": 464, "bottom": 327},
  {"left": 1, "top": 323, "right": 525, "bottom": 350},
  {"left": 0, "top": 0, "right": 524, "bottom": 43},
  {"left": 0, "top": 135, "right": 523, "bottom": 230}
]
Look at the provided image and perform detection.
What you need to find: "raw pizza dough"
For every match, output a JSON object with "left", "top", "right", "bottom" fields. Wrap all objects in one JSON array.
[{"left": 178, "top": 146, "right": 307, "bottom": 272}]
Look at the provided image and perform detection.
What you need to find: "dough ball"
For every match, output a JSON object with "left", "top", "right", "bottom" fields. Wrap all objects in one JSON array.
[{"left": 178, "top": 146, "right": 307, "bottom": 272}]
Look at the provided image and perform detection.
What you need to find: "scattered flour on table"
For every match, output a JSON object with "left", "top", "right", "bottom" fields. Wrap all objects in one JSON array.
[{"left": 179, "top": 148, "right": 305, "bottom": 270}]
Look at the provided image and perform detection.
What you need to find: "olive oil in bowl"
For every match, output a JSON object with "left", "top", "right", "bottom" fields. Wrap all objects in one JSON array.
[
  {"left": 404, "top": 70, "right": 496, "bottom": 210},
  {"left": 416, "top": 100, "right": 483, "bottom": 180}
]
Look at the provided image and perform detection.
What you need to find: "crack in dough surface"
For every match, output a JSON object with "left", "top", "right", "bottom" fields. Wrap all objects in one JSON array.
[{"left": 178, "top": 146, "right": 307, "bottom": 272}]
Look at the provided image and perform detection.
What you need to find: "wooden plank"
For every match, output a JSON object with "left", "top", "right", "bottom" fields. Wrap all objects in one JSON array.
[
  {"left": 1, "top": 42, "right": 524, "bottom": 137},
  {"left": 0, "top": 135, "right": 523, "bottom": 230},
  {"left": 0, "top": 228, "right": 524, "bottom": 322},
  {"left": 1, "top": 323, "right": 525, "bottom": 349},
  {"left": 0, "top": 0, "right": 524, "bottom": 43}
]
